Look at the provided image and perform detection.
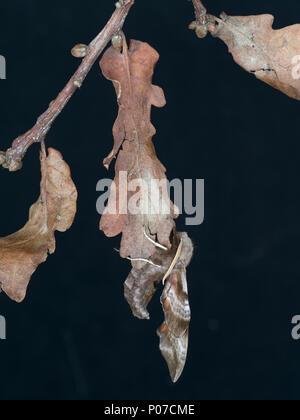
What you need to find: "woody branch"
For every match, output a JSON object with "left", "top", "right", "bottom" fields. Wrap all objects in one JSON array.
[{"left": 192, "top": 0, "right": 207, "bottom": 26}]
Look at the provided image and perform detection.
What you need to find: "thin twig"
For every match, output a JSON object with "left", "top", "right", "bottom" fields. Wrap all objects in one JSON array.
[
  {"left": 0, "top": 0, "right": 135, "bottom": 171},
  {"left": 192, "top": 0, "right": 207, "bottom": 26}
]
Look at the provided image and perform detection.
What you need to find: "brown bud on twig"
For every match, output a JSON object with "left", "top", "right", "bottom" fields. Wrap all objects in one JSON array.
[
  {"left": 207, "top": 22, "right": 217, "bottom": 34},
  {"left": 189, "top": 21, "right": 208, "bottom": 39},
  {"left": 112, "top": 34, "right": 123, "bottom": 51},
  {"left": 196, "top": 25, "right": 208, "bottom": 38},
  {"left": 189, "top": 21, "right": 198, "bottom": 31},
  {"left": 71, "top": 44, "right": 88, "bottom": 58},
  {"left": 9, "top": 160, "right": 23, "bottom": 172},
  {"left": 0, "top": 150, "right": 23, "bottom": 171}
]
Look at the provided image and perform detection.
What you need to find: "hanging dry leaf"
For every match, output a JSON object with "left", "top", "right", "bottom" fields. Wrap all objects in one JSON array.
[
  {"left": 205, "top": 13, "right": 300, "bottom": 100},
  {"left": 100, "top": 37, "right": 194, "bottom": 382},
  {"left": 99, "top": 39, "right": 177, "bottom": 269},
  {"left": 0, "top": 147, "right": 77, "bottom": 302}
]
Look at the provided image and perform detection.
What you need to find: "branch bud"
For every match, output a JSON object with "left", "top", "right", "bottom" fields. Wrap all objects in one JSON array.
[
  {"left": 71, "top": 44, "right": 88, "bottom": 58},
  {"left": 112, "top": 34, "right": 123, "bottom": 51}
]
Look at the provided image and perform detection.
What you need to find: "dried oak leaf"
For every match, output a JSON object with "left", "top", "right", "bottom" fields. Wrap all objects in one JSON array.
[
  {"left": 99, "top": 40, "right": 177, "bottom": 269},
  {"left": 211, "top": 13, "right": 300, "bottom": 100},
  {"left": 0, "top": 148, "right": 77, "bottom": 302},
  {"left": 125, "top": 230, "right": 193, "bottom": 382},
  {"left": 100, "top": 38, "right": 194, "bottom": 383}
]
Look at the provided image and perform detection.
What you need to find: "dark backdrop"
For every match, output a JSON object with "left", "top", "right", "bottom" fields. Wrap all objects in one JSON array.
[{"left": 0, "top": 0, "right": 300, "bottom": 401}]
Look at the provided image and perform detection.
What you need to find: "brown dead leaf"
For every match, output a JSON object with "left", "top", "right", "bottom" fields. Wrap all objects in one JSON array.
[
  {"left": 210, "top": 13, "right": 300, "bottom": 100},
  {"left": 0, "top": 147, "right": 77, "bottom": 302},
  {"left": 100, "top": 37, "right": 194, "bottom": 382},
  {"left": 99, "top": 39, "right": 177, "bottom": 269}
]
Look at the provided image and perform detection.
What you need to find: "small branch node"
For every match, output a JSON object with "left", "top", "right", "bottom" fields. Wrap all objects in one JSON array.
[
  {"left": 0, "top": 0, "right": 135, "bottom": 171},
  {"left": 112, "top": 33, "right": 123, "bottom": 51}
]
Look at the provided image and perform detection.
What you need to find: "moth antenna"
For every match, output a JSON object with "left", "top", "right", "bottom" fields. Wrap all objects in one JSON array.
[{"left": 162, "top": 239, "right": 183, "bottom": 285}]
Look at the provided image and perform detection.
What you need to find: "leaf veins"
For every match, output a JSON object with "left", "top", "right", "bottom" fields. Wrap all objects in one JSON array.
[
  {"left": 99, "top": 39, "right": 178, "bottom": 269},
  {"left": 0, "top": 147, "right": 77, "bottom": 302}
]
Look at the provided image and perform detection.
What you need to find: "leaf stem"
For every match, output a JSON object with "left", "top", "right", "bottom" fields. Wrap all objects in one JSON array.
[
  {"left": 192, "top": 0, "right": 207, "bottom": 26},
  {"left": 0, "top": 0, "right": 135, "bottom": 171}
]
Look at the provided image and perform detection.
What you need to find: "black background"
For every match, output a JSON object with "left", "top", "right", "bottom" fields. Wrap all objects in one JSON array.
[{"left": 0, "top": 0, "right": 300, "bottom": 401}]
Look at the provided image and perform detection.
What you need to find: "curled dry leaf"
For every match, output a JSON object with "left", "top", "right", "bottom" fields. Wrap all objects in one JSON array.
[
  {"left": 208, "top": 13, "right": 300, "bottom": 100},
  {"left": 100, "top": 38, "right": 194, "bottom": 382},
  {"left": 99, "top": 39, "right": 177, "bottom": 269},
  {"left": 0, "top": 147, "right": 77, "bottom": 302}
]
